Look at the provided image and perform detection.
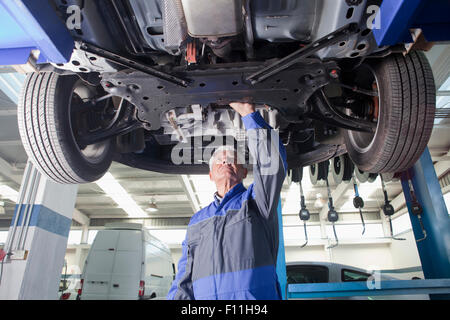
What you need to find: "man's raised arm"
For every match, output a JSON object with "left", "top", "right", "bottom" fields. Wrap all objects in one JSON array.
[{"left": 230, "top": 103, "right": 287, "bottom": 219}]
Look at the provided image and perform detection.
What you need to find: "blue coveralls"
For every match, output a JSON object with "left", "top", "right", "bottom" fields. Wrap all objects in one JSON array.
[{"left": 167, "top": 111, "right": 287, "bottom": 300}]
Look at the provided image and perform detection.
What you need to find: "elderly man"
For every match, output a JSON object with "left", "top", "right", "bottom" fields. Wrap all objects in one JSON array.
[{"left": 167, "top": 102, "right": 287, "bottom": 300}]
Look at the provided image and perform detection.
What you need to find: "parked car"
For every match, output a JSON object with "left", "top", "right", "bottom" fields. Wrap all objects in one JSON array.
[
  {"left": 78, "top": 223, "right": 174, "bottom": 300},
  {"left": 17, "top": 0, "right": 435, "bottom": 184},
  {"left": 286, "top": 261, "right": 429, "bottom": 300}
]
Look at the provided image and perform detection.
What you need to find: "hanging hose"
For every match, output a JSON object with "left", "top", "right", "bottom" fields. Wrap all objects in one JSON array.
[
  {"left": 352, "top": 175, "right": 366, "bottom": 235},
  {"left": 405, "top": 175, "right": 427, "bottom": 243},
  {"left": 380, "top": 175, "right": 405, "bottom": 241},
  {"left": 298, "top": 179, "right": 310, "bottom": 248},
  {"left": 301, "top": 221, "right": 308, "bottom": 248},
  {"left": 325, "top": 177, "right": 339, "bottom": 249},
  {"left": 328, "top": 222, "right": 339, "bottom": 249}
]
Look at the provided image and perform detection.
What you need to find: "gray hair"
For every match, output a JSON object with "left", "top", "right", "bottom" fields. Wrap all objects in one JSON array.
[{"left": 209, "top": 145, "right": 237, "bottom": 171}]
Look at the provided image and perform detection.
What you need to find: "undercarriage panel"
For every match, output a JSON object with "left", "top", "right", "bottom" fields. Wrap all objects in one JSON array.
[{"left": 101, "top": 60, "right": 338, "bottom": 130}]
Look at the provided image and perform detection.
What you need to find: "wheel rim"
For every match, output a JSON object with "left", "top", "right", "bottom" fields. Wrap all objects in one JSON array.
[
  {"left": 347, "top": 64, "right": 381, "bottom": 154},
  {"left": 69, "top": 81, "right": 111, "bottom": 165},
  {"left": 333, "top": 157, "right": 342, "bottom": 175}
]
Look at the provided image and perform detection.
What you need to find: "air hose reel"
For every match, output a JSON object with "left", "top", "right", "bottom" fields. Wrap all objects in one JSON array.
[
  {"left": 293, "top": 167, "right": 310, "bottom": 248},
  {"left": 405, "top": 172, "right": 427, "bottom": 243},
  {"left": 380, "top": 175, "right": 405, "bottom": 241},
  {"left": 323, "top": 161, "right": 339, "bottom": 249},
  {"left": 352, "top": 175, "right": 366, "bottom": 235}
]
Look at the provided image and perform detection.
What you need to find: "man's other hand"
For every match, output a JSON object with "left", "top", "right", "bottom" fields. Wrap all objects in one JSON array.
[{"left": 229, "top": 102, "right": 255, "bottom": 117}]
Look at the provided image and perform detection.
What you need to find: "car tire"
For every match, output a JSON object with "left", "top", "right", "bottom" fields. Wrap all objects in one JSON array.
[
  {"left": 288, "top": 167, "right": 303, "bottom": 183},
  {"left": 367, "top": 173, "right": 378, "bottom": 183},
  {"left": 18, "top": 72, "right": 115, "bottom": 184},
  {"left": 331, "top": 154, "right": 354, "bottom": 184},
  {"left": 344, "top": 51, "right": 436, "bottom": 173},
  {"left": 310, "top": 161, "right": 329, "bottom": 185},
  {"left": 354, "top": 167, "right": 369, "bottom": 183}
]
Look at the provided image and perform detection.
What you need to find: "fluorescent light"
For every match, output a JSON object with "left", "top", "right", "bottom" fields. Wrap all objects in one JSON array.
[
  {"left": 95, "top": 172, "right": 147, "bottom": 218},
  {"left": 0, "top": 185, "right": 18, "bottom": 203}
]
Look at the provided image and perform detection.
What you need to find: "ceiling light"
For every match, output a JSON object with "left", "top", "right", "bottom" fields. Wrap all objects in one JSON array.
[
  {"left": 146, "top": 199, "right": 158, "bottom": 213},
  {"left": 0, "top": 185, "right": 18, "bottom": 203},
  {"left": 95, "top": 172, "right": 147, "bottom": 218}
]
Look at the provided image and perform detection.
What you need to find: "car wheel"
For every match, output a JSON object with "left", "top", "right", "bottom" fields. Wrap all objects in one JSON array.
[
  {"left": 288, "top": 167, "right": 303, "bottom": 183},
  {"left": 331, "top": 154, "right": 354, "bottom": 184},
  {"left": 344, "top": 51, "right": 436, "bottom": 173},
  {"left": 354, "top": 167, "right": 369, "bottom": 183},
  {"left": 18, "top": 72, "right": 115, "bottom": 184},
  {"left": 310, "top": 161, "right": 329, "bottom": 185},
  {"left": 367, "top": 173, "right": 378, "bottom": 183}
]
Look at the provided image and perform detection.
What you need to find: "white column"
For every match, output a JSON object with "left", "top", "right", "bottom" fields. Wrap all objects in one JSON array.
[{"left": 0, "top": 163, "right": 78, "bottom": 300}]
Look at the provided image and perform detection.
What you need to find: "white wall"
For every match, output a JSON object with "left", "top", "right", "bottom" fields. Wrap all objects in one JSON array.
[
  {"left": 63, "top": 231, "right": 423, "bottom": 276},
  {"left": 285, "top": 243, "right": 394, "bottom": 270},
  {"left": 389, "top": 230, "right": 422, "bottom": 269},
  {"left": 170, "top": 248, "right": 183, "bottom": 273}
]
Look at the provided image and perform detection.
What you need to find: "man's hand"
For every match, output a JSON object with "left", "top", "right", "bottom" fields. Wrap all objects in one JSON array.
[{"left": 229, "top": 102, "right": 255, "bottom": 117}]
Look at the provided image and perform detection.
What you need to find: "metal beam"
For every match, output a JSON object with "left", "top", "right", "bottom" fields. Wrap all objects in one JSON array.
[
  {"left": 73, "top": 208, "right": 90, "bottom": 227},
  {"left": 0, "top": 140, "right": 22, "bottom": 147},
  {"left": 288, "top": 279, "right": 450, "bottom": 299},
  {"left": 179, "top": 175, "right": 201, "bottom": 213},
  {"left": 0, "top": 109, "right": 17, "bottom": 116},
  {"left": 437, "top": 90, "right": 450, "bottom": 96},
  {"left": 0, "top": 155, "right": 22, "bottom": 186}
]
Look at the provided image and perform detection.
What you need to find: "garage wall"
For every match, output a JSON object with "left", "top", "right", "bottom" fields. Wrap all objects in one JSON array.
[
  {"left": 170, "top": 248, "right": 183, "bottom": 272},
  {"left": 389, "top": 230, "right": 422, "bottom": 269},
  {"left": 285, "top": 243, "right": 394, "bottom": 271},
  {"left": 63, "top": 232, "right": 423, "bottom": 275}
]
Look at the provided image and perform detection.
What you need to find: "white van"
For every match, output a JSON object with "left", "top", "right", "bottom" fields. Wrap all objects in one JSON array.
[{"left": 79, "top": 223, "right": 175, "bottom": 300}]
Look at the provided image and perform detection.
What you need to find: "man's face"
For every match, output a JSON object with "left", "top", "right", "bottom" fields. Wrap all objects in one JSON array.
[{"left": 209, "top": 150, "right": 247, "bottom": 188}]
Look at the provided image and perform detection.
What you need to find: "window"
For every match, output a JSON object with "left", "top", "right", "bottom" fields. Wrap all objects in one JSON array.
[
  {"left": 87, "top": 230, "right": 98, "bottom": 244},
  {"left": 0, "top": 231, "right": 9, "bottom": 245},
  {"left": 286, "top": 265, "right": 329, "bottom": 284},
  {"left": 67, "top": 230, "right": 82, "bottom": 245},
  {"left": 341, "top": 269, "right": 371, "bottom": 282}
]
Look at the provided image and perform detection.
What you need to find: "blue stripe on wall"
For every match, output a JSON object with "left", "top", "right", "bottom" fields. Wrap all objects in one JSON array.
[{"left": 11, "top": 204, "right": 71, "bottom": 238}]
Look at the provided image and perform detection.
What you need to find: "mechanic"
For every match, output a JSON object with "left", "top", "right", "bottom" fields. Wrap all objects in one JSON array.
[{"left": 167, "top": 102, "right": 287, "bottom": 300}]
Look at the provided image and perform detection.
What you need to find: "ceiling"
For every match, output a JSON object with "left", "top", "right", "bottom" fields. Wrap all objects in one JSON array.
[{"left": 0, "top": 45, "right": 449, "bottom": 244}]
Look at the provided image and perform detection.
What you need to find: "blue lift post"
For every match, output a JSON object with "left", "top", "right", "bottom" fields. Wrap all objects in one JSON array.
[
  {"left": 373, "top": 0, "right": 450, "bottom": 46},
  {"left": 276, "top": 200, "right": 288, "bottom": 300},
  {"left": 0, "top": 0, "right": 74, "bottom": 65},
  {"left": 401, "top": 148, "right": 450, "bottom": 300}
]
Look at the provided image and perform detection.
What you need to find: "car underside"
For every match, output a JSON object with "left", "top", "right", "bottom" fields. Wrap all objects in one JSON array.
[{"left": 17, "top": 0, "right": 436, "bottom": 184}]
